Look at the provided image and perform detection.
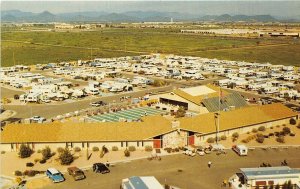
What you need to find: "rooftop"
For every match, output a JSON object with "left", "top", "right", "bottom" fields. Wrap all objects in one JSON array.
[{"left": 241, "top": 167, "right": 300, "bottom": 179}]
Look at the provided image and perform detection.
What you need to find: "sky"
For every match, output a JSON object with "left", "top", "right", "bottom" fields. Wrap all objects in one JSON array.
[{"left": 2, "top": 1, "right": 300, "bottom": 17}]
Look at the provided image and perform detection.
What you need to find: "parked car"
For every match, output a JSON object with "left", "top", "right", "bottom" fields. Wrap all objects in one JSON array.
[
  {"left": 92, "top": 163, "right": 110, "bottom": 174},
  {"left": 90, "top": 101, "right": 107, "bottom": 107},
  {"left": 67, "top": 167, "right": 85, "bottom": 181},
  {"left": 46, "top": 168, "right": 65, "bottom": 183},
  {"left": 30, "top": 116, "right": 46, "bottom": 123}
]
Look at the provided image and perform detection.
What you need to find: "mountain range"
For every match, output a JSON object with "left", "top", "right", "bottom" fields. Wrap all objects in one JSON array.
[{"left": 1, "top": 10, "right": 297, "bottom": 23}]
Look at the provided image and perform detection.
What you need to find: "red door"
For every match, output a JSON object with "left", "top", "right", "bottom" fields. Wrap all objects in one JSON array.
[
  {"left": 153, "top": 140, "right": 161, "bottom": 148},
  {"left": 188, "top": 135, "right": 194, "bottom": 145}
]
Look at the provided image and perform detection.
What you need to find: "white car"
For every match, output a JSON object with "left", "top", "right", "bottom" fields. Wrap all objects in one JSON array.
[{"left": 30, "top": 116, "right": 46, "bottom": 123}]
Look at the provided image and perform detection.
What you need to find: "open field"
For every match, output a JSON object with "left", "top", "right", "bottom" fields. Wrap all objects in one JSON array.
[{"left": 2, "top": 28, "right": 298, "bottom": 66}]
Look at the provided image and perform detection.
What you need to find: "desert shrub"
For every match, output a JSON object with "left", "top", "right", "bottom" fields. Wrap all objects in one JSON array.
[
  {"left": 282, "top": 127, "right": 291, "bottom": 134},
  {"left": 39, "top": 159, "right": 46, "bottom": 164},
  {"left": 175, "top": 106, "right": 186, "bottom": 118},
  {"left": 14, "top": 170, "right": 23, "bottom": 176},
  {"left": 290, "top": 118, "right": 296, "bottom": 125},
  {"left": 59, "top": 148, "right": 74, "bottom": 165},
  {"left": 297, "top": 123, "right": 300, "bottom": 129},
  {"left": 256, "top": 136, "right": 264, "bottom": 143},
  {"left": 232, "top": 132, "right": 239, "bottom": 138},
  {"left": 74, "top": 147, "right": 81, "bottom": 152},
  {"left": 269, "top": 133, "right": 274, "bottom": 137},
  {"left": 241, "top": 139, "right": 248, "bottom": 143},
  {"left": 42, "top": 146, "right": 52, "bottom": 160},
  {"left": 128, "top": 146, "right": 136, "bottom": 152},
  {"left": 270, "top": 126, "right": 274, "bottom": 129},
  {"left": 112, "top": 146, "right": 119, "bottom": 151},
  {"left": 276, "top": 136, "right": 285, "bottom": 143},
  {"left": 247, "top": 131, "right": 250, "bottom": 134},
  {"left": 34, "top": 158, "right": 40, "bottom": 163},
  {"left": 290, "top": 133, "right": 296, "bottom": 137},
  {"left": 145, "top": 146, "right": 153, "bottom": 152},
  {"left": 1, "top": 151, "right": 5, "bottom": 154},
  {"left": 164, "top": 147, "right": 172, "bottom": 153},
  {"left": 220, "top": 135, "right": 227, "bottom": 140},
  {"left": 258, "top": 126, "right": 266, "bottom": 132},
  {"left": 252, "top": 128, "right": 258, "bottom": 133},
  {"left": 26, "top": 162, "right": 34, "bottom": 167},
  {"left": 37, "top": 149, "right": 42, "bottom": 153},
  {"left": 18, "top": 144, "right": 33, "bottom": 158},
  {"left": 206, "top": 137, "right": 215, "bottom": 143},
  {"left": 174, "top": 148, "right": 179, "bottom": 152},
  {"left": 24, "top": 170, "right": 39, "bottom": 177},
  {"left": 124, "top": 148, "right": 130, "bottom": 157},
  {"left": 92, "top": 146, "right": 99, "bottom": 152},
  {"left": 57, "top": 147, "right": 64, "bottom": 154}
]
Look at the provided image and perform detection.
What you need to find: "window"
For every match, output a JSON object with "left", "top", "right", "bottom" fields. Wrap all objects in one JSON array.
[
  {"left": 82, "top": 143, "right": 85, "bottom": 148},
  {"left": 121, "top": 142, "right": 123, "bottom": 147},
  {"left": 11, "top": 143, "right": 14, "bottom": 150}
]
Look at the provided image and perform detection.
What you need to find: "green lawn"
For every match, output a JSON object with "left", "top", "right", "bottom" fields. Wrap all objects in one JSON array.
[{"left": 1, "top": 28, "right": 299, "bottom": 66}]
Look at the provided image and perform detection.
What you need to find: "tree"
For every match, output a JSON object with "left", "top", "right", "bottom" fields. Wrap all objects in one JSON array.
[
  {"left": 59, "top": 148, "right": 74, "bottom": 165},
  {"left": 18, "top": 144, "right": 33, "bottom": 158},
  {"left": 175, "top": 107, "right": 186, "bottom": 118},
  {"left": 42, "top": 146, "right": 52, "bottom": 160}
]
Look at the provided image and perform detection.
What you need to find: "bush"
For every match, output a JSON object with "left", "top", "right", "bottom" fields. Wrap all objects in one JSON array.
[
  {"left": 1, "top": 151, "right": 5, "bottom": 154},
  {"left": 124, "top": 148, "right": 130, "bottom": 157},
  {"left": 59, "top": 148, "right": 74, "bottom": 165},
  {"left": 24, "top": 170, "right": 39, "bottom": 177},
  {"left": 206, "top": 137, "right": 215, "bottom": 143},
  {"left": 34, "top": 158, "right": 40, "bottom": 163},
  {"left": 220, "top": 135, "right": 227, "bottom": 140},
  {"left": 164, "top": 147, "right": 172, "bottom": 153},
  {"left": 145, "top": 146, "right": 153, "bottom": 152},
  {"left": 232, "top": 132, "right": 239, "bottom": 139},
  {"left": 112, "top": 146, "right": 119, "bottom": 151},
  {"left": 14, "top": 170, "right": 23, "bottom": 176},
  {"left": 282, "top": 127, "right": 291, "bottom": 134},
  {"left": 42, "top": 146, "right": 52, "bottom": 160},
  {"left": 258, "top": 126, "right": 266, "bottom": 132},
  {"left": 276, "top": 136, "right": 285, "bottom": 143},
  {"left": 39, "top": 159, "right": 46, "bottom": 164},
  {"left": 18, "top": 144, "right": 33, "bottom": 158},
  {"left": 92, "top": 146, "right": 99, "bottom": 152},
  {"left": 26, "top": 162, "right": 34, "bottom": 167},
  {"left": 256, "top": 136, "right": 264, "bottom": 143},
  {"left": 252, "top": 128, "right": 258, "bottom": 133},
  {"left": 57, "top": 147, "right": 64, "bottom": 154},
  {"left": 74, "top": 147, "right": 81, "bottom": 152},
  {"left": 290, "top": 133, "right": 296, "bottom": 137},
  {"left": 297, "top": 123, "right": 300, "bottom": 129},
  {"left": 128, "top": 146, "right": 136, "bottom": 152},
  {"left": 290, "top": 118, "right": 296, "bottom": 125},
  {"left": 37, "top": 149, "right": 42, "bottom": 153},
  {"left": 270, "top": 126, "right": 274, "bottom": 129},
  {"left": 241, "top": 139, "right": 248, "bottom": 143},
  {"left": 175, "top": 107, "right": 186, "bottom": 118}
]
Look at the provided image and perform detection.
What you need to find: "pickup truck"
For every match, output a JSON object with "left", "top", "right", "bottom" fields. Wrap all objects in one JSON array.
[{"left": 67, "top": 167, "right": 85, "bottom": 181}]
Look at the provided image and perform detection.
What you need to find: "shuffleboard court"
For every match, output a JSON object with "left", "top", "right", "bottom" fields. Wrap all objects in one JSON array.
[{"left": 88, "top": 107, "right": 166, "bottom": 122}]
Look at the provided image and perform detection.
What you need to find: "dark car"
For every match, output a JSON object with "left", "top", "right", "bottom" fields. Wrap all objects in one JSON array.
[
  {"left": 90, "top": 101, "right": 107, "bottom": 107},
  {"left": 92, "top": 163, "right": 110, "bottom": 174},
  {"left": 67, "top": 167, "right": 85, "bottom": 181}
]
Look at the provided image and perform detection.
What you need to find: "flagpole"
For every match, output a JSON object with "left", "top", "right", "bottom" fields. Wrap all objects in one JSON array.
[{"left": 217, "top": 86, "right": 221, "bottom": 145}]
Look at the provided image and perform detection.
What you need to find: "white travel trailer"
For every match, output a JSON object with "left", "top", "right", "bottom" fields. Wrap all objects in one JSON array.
[
  {"left": 121, "top": 176, "right": 164, "bottom": 189},
  {"left": 284, "top": 74, "right": 299, "bottom": 81},
  {"left": 263, "top": 87, "right": 279, "bottom": 94},
  {"left": 233, "top": 145, "right": 248, "bottom": 156}
]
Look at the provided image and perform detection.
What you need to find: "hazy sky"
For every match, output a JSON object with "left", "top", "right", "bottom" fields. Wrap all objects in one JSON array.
[{"left": 2, "top": 1, "right": 300, "bottom": 17}]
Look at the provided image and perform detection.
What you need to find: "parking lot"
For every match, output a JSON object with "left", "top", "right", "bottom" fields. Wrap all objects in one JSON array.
[
  {"left": 37, "top": 148, "right": 300, "bottom": 189},
  {"left": 89, "top": 107, "right": 166, "bottom": 122}
]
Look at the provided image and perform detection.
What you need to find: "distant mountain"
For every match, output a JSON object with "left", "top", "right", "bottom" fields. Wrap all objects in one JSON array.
[
  {"left": 199, "top": 14, "right": 277, "bottom": 22},
  {"left": 1, "top": 10, "right": 293, "bottom": 23}
]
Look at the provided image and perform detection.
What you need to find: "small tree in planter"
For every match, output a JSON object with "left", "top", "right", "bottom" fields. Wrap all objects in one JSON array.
[
  {"left": 145, "top": 146, "right": 153, "bottom": 152},
  {"left": 290, "top": 118, "right": 296, "bottom": 125},
  {"left": 220, "top": 135, "right": 227, "bottom": 140},
  {"left": 42, "top": 146, "right": 53, "bottom": 160},
  {"left": 124, "top": 148, "right": 130, "bottom": 157},
  {"left": 74, "top": 147, "right": 81, "bottom": 152},
  {"left": 206, "top": 137, "right": 215, "bottom": 143},
  {"left": 18, "top": 144, "right": 33, "bottom": 158},
  {"left": 59, "top": 148, "right": 74, "bottom": 165},
  {"left": 252, "top": 128, "right": 258, "bottom": 133}
]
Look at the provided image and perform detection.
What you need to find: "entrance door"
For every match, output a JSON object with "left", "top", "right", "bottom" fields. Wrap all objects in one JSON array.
[
  {"left": 188, "top": 135, "right": 194, "bottom": 145},
  {"left": 153, "top": 140, "right": 161, "bottom": 148}
]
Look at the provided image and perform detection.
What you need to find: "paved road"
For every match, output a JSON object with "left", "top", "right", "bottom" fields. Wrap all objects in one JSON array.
[
  {"left": 1, "top": 87, "right": 25, "bottom": 99},
  {"left": 2, "top": 85, "right": 173, "bottom": 119},
  {"left": 39, "top": 148, "right": 300, "bottom": 189}
]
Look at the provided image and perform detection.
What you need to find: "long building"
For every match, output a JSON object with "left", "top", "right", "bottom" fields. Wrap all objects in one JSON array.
[{"left": 0, "top": 103, "right": 298, "bottom": 151}]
